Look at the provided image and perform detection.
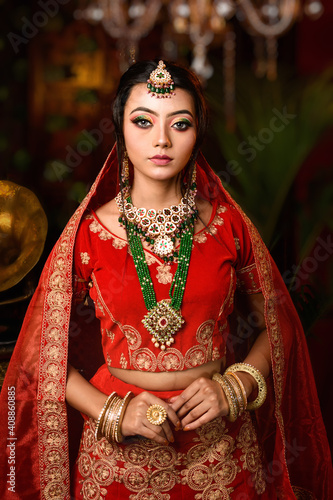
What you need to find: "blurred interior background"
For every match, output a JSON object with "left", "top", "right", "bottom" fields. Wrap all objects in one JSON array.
[{"left": 0, "top": 0, "right": 332, "bottom": 448}]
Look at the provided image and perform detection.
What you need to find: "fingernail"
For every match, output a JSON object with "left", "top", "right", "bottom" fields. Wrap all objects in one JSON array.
[
  {"left": 183, "top": 425, "right": 190, "bottom": 432},
  {"left": 169, "top": 436, "right": 175, "bottom": 443},
  {"left": 175, "top": 421, "right": 181, "bottom": 431},
  {"left": 164, "top": 439, "right": 169, "bottom": 446}
]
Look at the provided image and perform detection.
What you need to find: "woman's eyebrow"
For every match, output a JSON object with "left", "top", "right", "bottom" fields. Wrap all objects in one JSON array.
[
  {"left": 130, "top": 107, "right": 157, "bottom": 116},
  {"left": 168, "top": 109, "right": 194, "bottom": 118},
  {"left": 129, "top": 106, "right": 194, "bottom": 118}
]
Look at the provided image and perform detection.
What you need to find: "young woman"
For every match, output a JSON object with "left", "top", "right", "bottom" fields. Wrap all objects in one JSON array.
[{"left": 0, "top": 60, "right": 332, "bottom": 500}]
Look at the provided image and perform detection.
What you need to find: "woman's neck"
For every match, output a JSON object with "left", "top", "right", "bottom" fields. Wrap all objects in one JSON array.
[{"left": 130, "top": 177, "right": 183, "bottom": 211}]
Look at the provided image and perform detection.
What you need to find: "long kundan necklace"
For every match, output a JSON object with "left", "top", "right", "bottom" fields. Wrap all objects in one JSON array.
[
  {"left": 115, "top": 59, "right": 198, "bottom": 350},
  {"left": 116, "top": 181, "right": 197, "bottom": 350}
]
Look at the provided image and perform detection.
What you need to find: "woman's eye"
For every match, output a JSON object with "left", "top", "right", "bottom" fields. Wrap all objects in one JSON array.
[
  {"left": 172, "top": 120, "right": 192, "bottom": 131},
  {"left": 132, "top": 117, "right": 152, "bottom": 128}
]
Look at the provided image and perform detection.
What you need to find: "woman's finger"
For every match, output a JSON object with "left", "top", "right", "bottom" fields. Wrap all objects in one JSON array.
[
  {"left": 173, "top": 392, "right": 203, "bottom": 418},
  {"left": 141, "top": 423, "right": 170, "bottom": 445},
  {"left": 169, "top": 384, "right": 200, "bottom": 412},
  {"left": 121, "top": 393, "right": 179, "bottom": 444},
  {"left": 181, "top": 407, "right": 214, "bottom": 431},
  {"left": 169, "top": 377, "right": 221, "bottom": 413}
]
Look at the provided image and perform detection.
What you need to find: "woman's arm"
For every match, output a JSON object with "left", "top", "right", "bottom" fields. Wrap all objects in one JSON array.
[
  {"left": 169, "top": 292, "right": 271, "bottom": 430},
  {"left": 231, "top": 292, "right": 271, "bottom": 396},
  {"left": 66, "top": 364, "right": 107, "bottom": 420}
]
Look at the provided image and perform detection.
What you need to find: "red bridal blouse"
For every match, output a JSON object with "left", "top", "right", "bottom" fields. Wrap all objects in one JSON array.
[{"left": 73, "top": 200, "right": 261, "bottom": 373}]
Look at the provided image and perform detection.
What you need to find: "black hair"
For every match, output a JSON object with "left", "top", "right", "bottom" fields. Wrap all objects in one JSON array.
[{"left": 112, "top": 60, "right": 209, "bottom": 193}]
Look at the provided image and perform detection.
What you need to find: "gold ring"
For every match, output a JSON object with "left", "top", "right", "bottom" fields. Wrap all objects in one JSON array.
[{"left": 146, "top": 404, "right": 167, "bottom": 426}]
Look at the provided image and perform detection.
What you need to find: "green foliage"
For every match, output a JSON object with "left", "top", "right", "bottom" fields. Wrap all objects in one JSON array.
[
  {"left": 206, "top": 67, "right": 333, "bottom": 245},
  {"left": 205, "top": 66, "right": 333, "bottom": 334}
]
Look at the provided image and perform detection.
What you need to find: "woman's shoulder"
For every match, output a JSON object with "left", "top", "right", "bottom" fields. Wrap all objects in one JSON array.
[
  {"left": 95, "top": 198, "right": 127, "bottom": 240},
  {"left": 95, "top": 198, "right": 119, "bottom": 219}
]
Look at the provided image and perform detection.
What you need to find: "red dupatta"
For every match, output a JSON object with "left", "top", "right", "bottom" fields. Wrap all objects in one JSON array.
[{"left": 0, "top": 145, "right": 332, "bottom": 499}]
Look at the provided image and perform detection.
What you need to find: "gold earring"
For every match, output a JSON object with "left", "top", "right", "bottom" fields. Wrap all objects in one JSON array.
[
  {"left": 122, "top": 151, "right": 129, "bottom": 187},
  {"left": 190, "top": 162, "right": 197, "bottom": 190}
]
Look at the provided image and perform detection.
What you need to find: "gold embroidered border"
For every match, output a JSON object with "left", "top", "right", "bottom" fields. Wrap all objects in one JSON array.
[
  {"left": 37, "top": 212, "right": 83, "bottom": 499},
  {"left": 230, "top": 199, "right": 289, "bottom": 489},
  {"left": 36, "top": 154, "right": 111, "bottom": 499}
]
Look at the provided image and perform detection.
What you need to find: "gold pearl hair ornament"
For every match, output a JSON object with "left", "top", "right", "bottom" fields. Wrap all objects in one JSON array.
[{"left": 146, "top": 404, "right": 168, "bottom": 426}]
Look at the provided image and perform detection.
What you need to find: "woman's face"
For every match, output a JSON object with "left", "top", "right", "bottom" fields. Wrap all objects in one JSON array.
[{"left": 123, "top": 83, "right": 197, "bottom": 184}]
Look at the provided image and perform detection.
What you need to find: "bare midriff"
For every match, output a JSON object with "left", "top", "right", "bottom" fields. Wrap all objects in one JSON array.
[{"left": 108, "top": 358, "right": 225, "bottom": 391}]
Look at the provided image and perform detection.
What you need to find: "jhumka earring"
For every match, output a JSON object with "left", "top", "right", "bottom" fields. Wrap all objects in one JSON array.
[
  {"left": 183, "top": 158, "right": 197, "bottom": 195},
  {"left": 121, "top": 151, "right": 130, "bottom": 187},
  {"left": 147, "top": 60, "right": 175, "bottom": 98},
  {"left": 190, "top": 162, "right": 197, "bottom": 191}
]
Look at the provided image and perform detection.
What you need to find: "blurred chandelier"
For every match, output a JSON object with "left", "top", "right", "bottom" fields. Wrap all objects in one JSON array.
[
  {"left": 75, "top": 0, "right": 323, "bottom": 76},
  {"left": 75, "top": 0, "right": 324, "bottom": 127}
]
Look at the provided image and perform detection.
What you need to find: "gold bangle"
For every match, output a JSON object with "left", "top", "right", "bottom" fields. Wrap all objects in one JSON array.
[
  {"left": 108, "top": 397, "right": 123, "bottom": 442},
  {"left": 225, "top": 363, "right": 267, "bottom": 411},
  {"left": 104, "top": 397, "right": 121, "bottom": 442},
  {"left": 95, "top": 392, "right": 116, "bottom": 440},
  {"left": 222, "top": 374, "right": 240, "bottom": 417},
  {"left": 102, "top": 398, "right": 114, "bottom": 438},
  {"left": 115, "top": 391, "right": 133, "bottom": 443},
  {"left": 226, "top": 372, "right": 247, "bottom": 412},
  {"left": 212, "top": 373, "right": 238, "bottom": 422},
  {"left": 224, "top": 373, "right": 246, "bottom": 415}
]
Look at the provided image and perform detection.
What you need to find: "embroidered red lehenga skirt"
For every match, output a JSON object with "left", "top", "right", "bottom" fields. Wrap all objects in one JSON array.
[{"left": 71, "top": 366, "right": 277, "bottom": 499}]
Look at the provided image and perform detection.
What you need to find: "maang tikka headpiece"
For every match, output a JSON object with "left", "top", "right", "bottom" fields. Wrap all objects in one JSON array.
[{"left": 147, "top": 60, "right": 175, "bottom": 98}]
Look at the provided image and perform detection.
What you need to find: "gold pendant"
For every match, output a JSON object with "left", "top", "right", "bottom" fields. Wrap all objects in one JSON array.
[{"left": 142, "top": 300, "right": 184, "bottom": 350}]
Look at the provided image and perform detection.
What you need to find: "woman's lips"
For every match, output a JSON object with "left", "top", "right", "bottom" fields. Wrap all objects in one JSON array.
[{"left": 149, "top": 155, "right": 172, "bottom": 165}]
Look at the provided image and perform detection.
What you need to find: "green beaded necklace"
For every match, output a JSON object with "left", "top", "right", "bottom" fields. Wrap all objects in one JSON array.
[{"left": 126, "top": 199, "right": 194, "bottom": 351}]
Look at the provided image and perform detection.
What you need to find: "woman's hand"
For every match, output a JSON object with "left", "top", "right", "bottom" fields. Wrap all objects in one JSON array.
[
  {"left": 121, "top": 392, "right": 180, "bottom": 445},
  {"left": 168, "top": 377, "right": 229, "bottom": 431}
]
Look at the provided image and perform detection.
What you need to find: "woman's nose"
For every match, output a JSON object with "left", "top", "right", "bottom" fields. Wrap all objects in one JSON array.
[{"left": 154, "top": 124, "right": 171, "bottom": 148}]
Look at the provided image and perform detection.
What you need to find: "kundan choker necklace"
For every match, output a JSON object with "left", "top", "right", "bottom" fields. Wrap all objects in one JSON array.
[
  {"left": 116, "top": 181, "right": 198, "bottom": 262},
  {"left": 116, "top": 187, "right": 197, "bottom": 350}
]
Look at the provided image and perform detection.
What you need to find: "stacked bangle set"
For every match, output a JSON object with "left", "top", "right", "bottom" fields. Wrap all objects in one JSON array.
[
  {"left": 95, "top": 391, "right": 133, "bottom": 443},
  {"left": 95, "top": 363, "right": 266, "bottom": 443},
  {"left": 212, "top": 362, "right": 267, "bottom": 422}
]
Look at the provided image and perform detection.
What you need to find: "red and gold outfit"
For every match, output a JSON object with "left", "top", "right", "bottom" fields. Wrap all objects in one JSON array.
[
  {"left": 0, "top": 147, "right": 332, "bottom": 499},
  {"left": 72, "top": 201, "right": 258, "bottom": 373}
]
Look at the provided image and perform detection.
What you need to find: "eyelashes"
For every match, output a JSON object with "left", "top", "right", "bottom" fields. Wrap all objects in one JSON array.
[
  {"left": 171, "top": 118, "right": 193, "bottom": 131},
  {"left": 131, "top": 115, "right": 193, "bottom": 131},
  {"left": 131, "top": 115, "right": 153, "bottom": 128}
]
